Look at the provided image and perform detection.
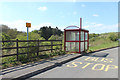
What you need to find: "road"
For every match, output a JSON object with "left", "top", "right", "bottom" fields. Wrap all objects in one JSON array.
[{"left": 28, "top": 47, "right": 118, "bottom": 78}]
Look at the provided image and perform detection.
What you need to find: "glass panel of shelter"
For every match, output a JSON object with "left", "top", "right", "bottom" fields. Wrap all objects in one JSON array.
[
  {"left": 85, "top": 32, "right": 88, "bottom": 40},
  {"left": 80, "top": 31, "right": 84, "bottom": 52},
  {"left": 81, "top": 31, "right": 84, "bottom": 41},
  {"left": 66, "top": 31, "right": 79, "bottom": 41},
  {"left": 65, "top": 30, "right": 88, "bottom": 53},
  {"left": 66, "top": 31, "right": 79, "bottom": 52},
  {"left": 66, "top": 42, "right": 79, "bottom": 52},
  {"left": 80, "top": 31, "right": 88, "bottom": 52},
  {"left": 85, "top": 42, "right": 88, "bottom": 50},
  {"left": 85, "top": 32, "right": 88, "bottom": 50}
]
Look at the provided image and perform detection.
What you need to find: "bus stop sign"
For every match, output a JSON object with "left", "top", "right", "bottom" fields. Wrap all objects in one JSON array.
[{"left": 26, "top": 22, "right": 31, "bottom": 28}]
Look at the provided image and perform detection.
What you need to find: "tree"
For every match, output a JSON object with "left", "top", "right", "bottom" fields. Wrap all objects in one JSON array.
[
  {"left": 0, "top": 25, "right": 23, "bottom": 39},
  {"left": 7, "top": 28, "right": 18, "bottom": 39},
  {"left": 0, "top": 25, "right": 10, "bottom": 33},
  {"left": 2, "top": 32, "right": 11, "bottom": 47},
  {"left": 39, "top": 26, "right": 63, "bottom": 40},
  {"left": 40, "top": 27, "right": 51, "bottom": 40}
]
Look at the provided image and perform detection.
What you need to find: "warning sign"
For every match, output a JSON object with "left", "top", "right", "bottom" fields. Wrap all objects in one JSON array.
[{"left": 26, "top": 22, "right": 31, "bottom": 28}]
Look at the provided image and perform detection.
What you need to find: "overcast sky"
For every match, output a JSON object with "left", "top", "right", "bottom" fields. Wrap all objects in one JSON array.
[{"left": 0, "top": 2, "right": 118, "bottom": 33}]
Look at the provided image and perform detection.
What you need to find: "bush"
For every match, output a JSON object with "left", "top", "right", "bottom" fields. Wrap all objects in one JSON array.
[
  {"left": 16, "top": 32, "right": 45, "bottom": 61},
  {"left": 49, "top": 35, "right": 62, "bottom": 40},
  {"left": 108, "top": 33, "right": 118, "bottom": 41}
]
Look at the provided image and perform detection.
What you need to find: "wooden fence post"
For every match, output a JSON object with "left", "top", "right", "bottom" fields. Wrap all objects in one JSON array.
[
  {"left": 51, "top": 41, "right": 53, "bottom": 53},
  {"left": 37, "top": 39, "right": 39, "bottom": 56},
  {"left": 16, "top": 39, "right": 19, "bottom": 61}
]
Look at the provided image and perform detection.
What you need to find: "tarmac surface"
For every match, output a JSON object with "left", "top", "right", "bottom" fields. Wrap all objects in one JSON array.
[{"left": 30, "top": 47, "right": 118, "bottom": 78}]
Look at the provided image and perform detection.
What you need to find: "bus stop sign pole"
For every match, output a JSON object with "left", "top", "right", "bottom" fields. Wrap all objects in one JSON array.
[
  {"left": 26, "top": 22, "right": 31, "bottom": 59},
  {"left": 27, "top": 27, "right": 29, "bottom": 40}
]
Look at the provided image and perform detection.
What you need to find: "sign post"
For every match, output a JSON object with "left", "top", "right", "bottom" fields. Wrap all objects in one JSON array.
[
  {"left": 26, "top": 22, "right": 31, "bottom": 40},
  {"left": 27, "top": 27, "right": 29, "bottom": 40},
  {"left": 26, "top": 22, "right": 31, "bottom": 59}
]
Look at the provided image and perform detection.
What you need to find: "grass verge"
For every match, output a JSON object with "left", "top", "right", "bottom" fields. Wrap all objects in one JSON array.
[
  {"left": 2, "top": 50, "right": 66, "bottom": 69},
  {"left": 88, "top": 41, "right": 118, "bottom": 52}
]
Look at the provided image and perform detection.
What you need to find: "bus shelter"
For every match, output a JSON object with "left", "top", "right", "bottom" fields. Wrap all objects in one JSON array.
[{"left": 64, "top": 18, "right": 89, "bottom": 53}]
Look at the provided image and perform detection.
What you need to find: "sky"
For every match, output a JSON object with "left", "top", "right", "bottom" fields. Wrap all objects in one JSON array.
[{"left": 0, "top": 2, "right": 118, "bottom": 33}]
